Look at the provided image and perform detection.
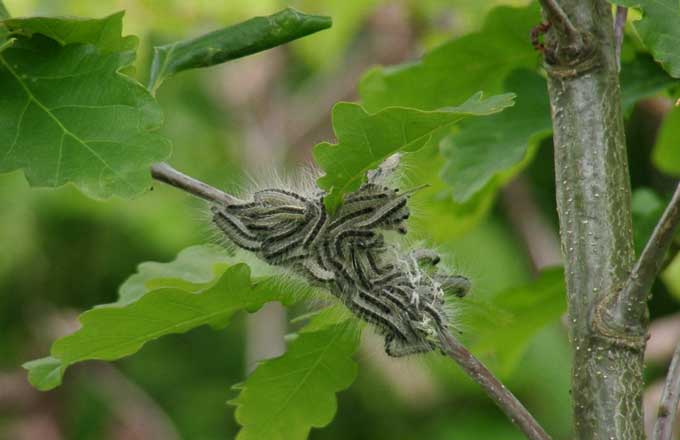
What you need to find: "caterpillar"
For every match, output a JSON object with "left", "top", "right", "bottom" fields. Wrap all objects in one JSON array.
[{"left": 211, "top": 155, "right": 470, "bottom": 356}]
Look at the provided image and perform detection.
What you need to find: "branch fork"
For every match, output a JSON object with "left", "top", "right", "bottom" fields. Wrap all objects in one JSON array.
[{"left": 537, "top": 0, "right": 598, "bottom": 78}]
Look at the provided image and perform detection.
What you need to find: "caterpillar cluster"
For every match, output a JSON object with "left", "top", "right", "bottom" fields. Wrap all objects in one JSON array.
[{"left": 211, "top": 157, "right": 470, "bottom": 356}]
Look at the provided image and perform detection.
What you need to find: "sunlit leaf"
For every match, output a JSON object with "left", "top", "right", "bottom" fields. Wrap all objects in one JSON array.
[
  {"left": 24, "top": 263, "right": 297, "bottom": 390},
  {"left": 0, "top": 13, "right": 171, "bottom": 198},
  {"left": 148, "top": 8, "right": 332, "bottom": 93},
  {"left": 313, "top": 92, "right": 516, "bottom": 211},
  {"left": 2, "top": 11, "right": 137, "bottom": 52},
  {"left": 232, "top": 308, "right": 361, "bottom": 440}
]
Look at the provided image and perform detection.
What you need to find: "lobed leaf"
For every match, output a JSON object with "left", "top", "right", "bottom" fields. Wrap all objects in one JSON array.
[
  {"left": 232, "top": 308, "right": 361, "bottom": 440},
  {"left": 313, "top": 92, "right": 516, "bottom": 212},
  {"left": 0, "top": 12, "right": 171, "bottom": 198},
  {"left": 441, "top": 70, "right": 551, "bottom": 203},
  {"left": 24, "top": 263, "right": 298, "bottom": 391},
  {"left": 148, "top": 8, "right": 332, "bottom": 93},
  {"left": 117, "top": 244, "right": 236, "bottom": 304},
  {"left": 610, "top": 0, "right": 680, "bottom": 77}
]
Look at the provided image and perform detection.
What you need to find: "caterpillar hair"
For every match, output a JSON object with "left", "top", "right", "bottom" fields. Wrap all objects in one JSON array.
[{"left": 153, "top": 156, "right": 471, "bottom": 357}]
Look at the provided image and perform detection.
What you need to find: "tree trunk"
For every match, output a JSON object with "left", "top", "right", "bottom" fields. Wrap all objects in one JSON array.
[{"left": 543, "top": 0, "right": 645, "bottom": 438}]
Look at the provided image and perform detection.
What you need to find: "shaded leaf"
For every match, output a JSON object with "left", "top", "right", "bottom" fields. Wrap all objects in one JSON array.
[
  {"left": 441, "top": 54, "right": 674, "bottom": 202},
  {"left": 148, "top": 8, "right": 331, "bottom": 93},
  {"left": 24, "top": 264, "right": 297, "bottom": 390},
  {"left": 441, "top": 70, "right": 551, "bottom": 202},
  {"left": 653, "top": 105, "right": 680, "bottom": 175},
  {"left": 611, "top": 0, "right": 680, "bottom": 77},
  {"left": 313, "top": 92, "right": 516, "bottom": 211},
  {"left": 359, "top": 3, "right": 540, "bottom": 113},
  {"left": 232, "top": 308, "right": 361, "bottom": 440},
  {"left": 0, "top": 13, "right": 170, "bottom": 198},
  {"left": 462, "top": 267, "right": 566, "bottom": 373}
]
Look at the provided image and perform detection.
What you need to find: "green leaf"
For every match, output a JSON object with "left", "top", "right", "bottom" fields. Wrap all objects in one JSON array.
[
  {"left": 24, "top": 264, "right": 296, "bottom": 391},
  {"left": 440, "top": 54, "right": 674, "bottom": 202},
  {"left": 117, "top": 244, "right": 235, "bottom": 304},
  {"left": 610, "top": 0, "right": 680, "bottom": 77},
  {"left": 313, "top": 92, "right": 516, "bottom": 211},
  {"left": 359, "top": 3, "right": 540, "bottom": 113},
  {"left": 0, "top": 13, "right": 171, "bottom": 199},
  {"left": 653, "top": 105, "right": 680, "bottom": 175},
  {"left": 462, "top": 268, "right": 566, "bottom": 373},
  {"left": 232, "top": 308, "right": 361, "bottom": 440},
  {"left": 620, "top": 53, "right": 679, "bottom": 110},
  {"left": 441, "top": 70, "right": 551, "bottom": 203},
  {"left": 2, "top": 12, "right": 138, "bottom": 52},
  {"left": 148, "top": 8, "right": 331, "bottom": 93}
]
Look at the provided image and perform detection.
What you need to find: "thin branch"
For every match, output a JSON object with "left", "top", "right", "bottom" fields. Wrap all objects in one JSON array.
[
  {"left": 150, "top": 162, "right": 242, "bottom": 205},
  {"left": 614, "top": 6, "right": 628, "bottom": 71},
  {"left": 536, "top": 0, "right": 583, "bottom": 50},
  {"left": 654, "top": 339, "right": 680, "bottom": 440},
  {"left": 615, "top": 183, "right": 680, "bottom": 326},
  {"left": 438, "top": 330, "right": 552, "bottom": 440}
]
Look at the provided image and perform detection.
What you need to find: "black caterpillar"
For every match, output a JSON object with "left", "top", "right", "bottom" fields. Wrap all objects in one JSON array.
[{"left": 211, "top": 156, "right": 470, "bottom": 356}]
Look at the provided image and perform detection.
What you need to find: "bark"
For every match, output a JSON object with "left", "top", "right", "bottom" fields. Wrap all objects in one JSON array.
[{"left": 541, "top": 0, "right": 644, "bottom": 438}]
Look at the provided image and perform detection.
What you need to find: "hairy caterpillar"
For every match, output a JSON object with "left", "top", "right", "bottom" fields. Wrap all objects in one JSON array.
[{"left": 211, "top": 155, "right": 470, "bottom": 356}]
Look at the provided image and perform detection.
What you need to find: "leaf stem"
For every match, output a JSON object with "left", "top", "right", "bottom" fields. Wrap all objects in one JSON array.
[
  {"left": 150, "top": 162, "right": 243, "bottom": 206},
  {"left": 438, "top": 330, "right": 551, "bottom": 440},
  {"left": 654, "top": 339, "right": 680, "bottom": 440},
  {"left": 613, "top": 183, "right": 680, "bottom": 330}
]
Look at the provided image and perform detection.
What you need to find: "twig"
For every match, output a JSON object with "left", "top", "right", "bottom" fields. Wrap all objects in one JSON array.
[
  {"left": 536, "top": 0, "right": 583, "bottom": 51},
  {"left": 150, "top": 162, "right": 242, "bottom": 205},
  {"left": 654, "top": 339, "right": 680, "bottom": 440},
  {"left": 438, "top": 330, "right": 552, "bottom": 440},
  {"left": 614, "top": 6, "right": 628, "bottom": 71},
  {"left": 615, "top": 183, "right": 680, "bottom": 326}
]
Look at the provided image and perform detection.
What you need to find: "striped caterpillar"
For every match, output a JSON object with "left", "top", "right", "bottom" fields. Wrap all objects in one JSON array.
[{"left": 211, "top": 155, "right": 470, "bottom": 356}]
